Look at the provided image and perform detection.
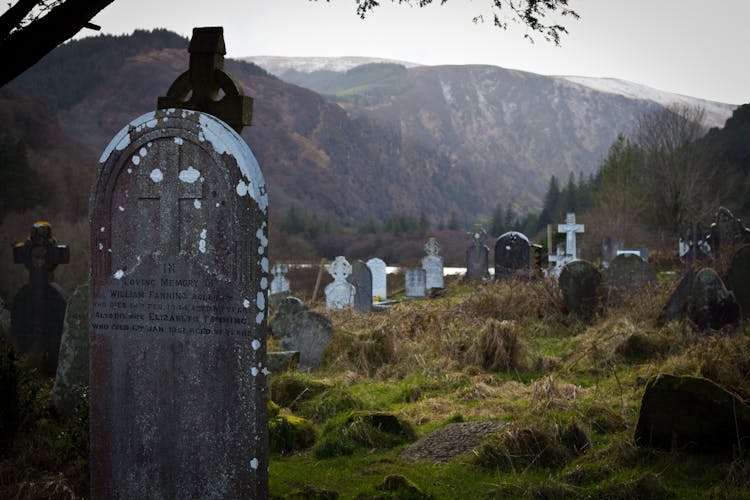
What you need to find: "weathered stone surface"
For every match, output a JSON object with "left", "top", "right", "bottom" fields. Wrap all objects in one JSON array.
[
  {"left": 401, "top": 421, "right": 507, "bottom": 463},
  {"left": 325, "top": 256, "right": 355, "bottom": 310},
  {"left": 367, "top": 258, "right": 387, "bottom": 301},
  {"left": 727, "top": 245, "right": 750, "bottom": 319},
  {"left": 421, "top": 238, "right": 444, "bottom": 290},
  {"left": 405, "top": 268, "right": 427, "bottom": 298},
  {"left": 267, "top": 351, "right": 300, "bottom": 373},
  {"left": 494, "top": 231, "right": 531, "bottom": 279},
  {"left": 466, "top": 228, "right": 490, "bottom": 281},
  {"left": 687, "top": 268, "right": 741, "bottom": 332},
  {"left": 270, "top": 262, "right": 290, "bottom": 296},
  {"left": 659, "top": 268, "right": 694, "bottom": 324},
  {"left": 270, "top": 296, "right": 333, "bottom": 370},
  {"left": 52, "top": 284, "right": 90, "bottom": 417},
  {"left": 10, "top": 221, "right": 69, "bottom": 375},
  {"left": 707, "top": 207, "right": 750, "bottom": 259},
  {"left": 635, "top": 373, "right": 750, "bottom": 451},
  {"left": 559, "top": 260, "right": 601, "bottom": 319},
  {"left": 90, "top": 108, "right": 269, "bottom": 498},
  {"left": 605, "top": 254, "right": 656, "bottom": 289},
  {"left": 348, "top": 260, "right": 372, "bottom": 314}
]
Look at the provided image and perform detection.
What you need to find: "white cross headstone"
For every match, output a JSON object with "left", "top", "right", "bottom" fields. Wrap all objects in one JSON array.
[
  {"left": 270, "top": 263, "right": 290, "bottom": 295},
  {"left": 324, "top": 256, "right": 355, "bottom": 310},
  {"left": 421, "top": 237, "right": 444, "bottom": 290},
  {"left": 558, "top": 213, "right": 584, "bottom": 261}
]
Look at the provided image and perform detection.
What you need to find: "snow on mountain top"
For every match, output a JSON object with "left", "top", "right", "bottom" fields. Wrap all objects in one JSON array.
[
  {"left": 556, "top": 76, "right": 736, "bottom": 129},
  {"left": 241, "top": 55, "right": 422, "bottom": 75}
]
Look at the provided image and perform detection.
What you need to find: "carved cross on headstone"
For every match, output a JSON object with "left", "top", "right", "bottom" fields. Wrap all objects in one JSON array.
[
  {"left": 270, "top": 262, "right": 290, "bottom": 295},
  {"left": 13, "top": 221, "right": 70, "bottom": 282},
  {"left": 425, "top": 237, "right": 441, "bottom": 256},
  {"left": 137, "top": 144, "right": 204, "bottom": 257},
  {"left": 157, "top": 26, "right": 253, "bottom": 133},
  {"left": 558, "top": 213, "right": 584, "bottom": 260},
  {"left": 467, "top": 225, "right": 488, "bottom": 247}
]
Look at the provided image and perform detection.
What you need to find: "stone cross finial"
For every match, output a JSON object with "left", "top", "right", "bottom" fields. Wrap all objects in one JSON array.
[
  {"left": 327, "top": 256, "right": 352, "bottom": 280},
  {"left": 157, "top": 26, "right": 253, "bottom": 133},
  {"left": 467, "top": 225, "right": 487, "bottom": 247},
  {"left": 13, "top": 221, "right": 70, "bottom": 282},
  {"left": 424, "top": 237, "right": 441, "bottom": 256}
]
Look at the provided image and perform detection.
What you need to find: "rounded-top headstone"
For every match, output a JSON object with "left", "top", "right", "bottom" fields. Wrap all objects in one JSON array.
[
  {"left": 559, "top": 260, "right": 601, "bottom": 319},
  {"left": 727, "top": 245, "right": 750, "bottom": 319},
  {"left": 90, "top": 108, "right": 268, "bottom": 498},
  {"left": 688, "top": 267, "right": 741, "bottom": 332}
]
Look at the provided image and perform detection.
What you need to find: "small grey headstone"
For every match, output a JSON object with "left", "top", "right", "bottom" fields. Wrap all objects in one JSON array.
[
  {"left": 405, "top": 268, "right": 427, "bottom": 298},
  {"left": 270, "top": 262, "right": 290, "bottom": 295},
  {"left": 559, "top": 260, "right": 601, "bottom": 319},
  {"left": 688, "top": 268, "right": 741, "bottom": 332},
  {"left": 52, "top": 284, "right": 90, "bottom": 417},
  {"left": 494, "top": 231, "right": 530, "bottom": 279},
  {"left": 465, "top": 228, "right": 489, "bottom": 281},
  {"left": 605, "top": 254, "right": 656, "bottom": 290},
  {"left": 367, "top": 258, "right": 387, "bottom": 301},
  {"left": 421, "top": 238, "right": 444, "bottom": 290},
  {"left": 727, "top": 245, "right": 750, "bottom": 319},
  {"left": 348, "top": 260, "right": 373, "bottom": 314},
  {"left": 708, "top": 207, "right": 750, "bottom": 258},
  {"left": 270, "top": 296, "right": 333, "bottom": 370},
  {"left": 325, "top": 256, "right": 355, "bottom": 310}
]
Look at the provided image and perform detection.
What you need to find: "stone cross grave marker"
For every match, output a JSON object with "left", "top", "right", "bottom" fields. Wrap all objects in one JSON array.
[
  {"left": 271, "top": 296, "right": 333, "bottom": 370},
  {"left": 89, "top": 27, "right": 268, "bottom": 499},
  {"left": 421, "top": 237, "right": 444, "bottom": 290},
  {"left": 465, "top": 226, "right": 490, "bottom": 281},
  {"left": 367, "top": 257, "right": 387, "bottom": 301},
  {"left": 11, "top": 221, "right": 69, "bottom": 375},
  {"left": 325, "top": 256, "right": 355, "bottom": 310},
  {"left": 494, "top": 231, "right": 530, "bottom": 279},
  {"left": 405, "top": 267, "right": 427, "bottom": 298},
  {"left": 270, "top": 262, "right": 291, "bottom": 295},
  {"left": 348, "top": 260, "right": 373, "bottom": 314},
  {"left": 549, "top": 213, "right": 584, "bottom": 276},
  {"left": 708, "top": 207, "right": 750, "bottom": 259}
]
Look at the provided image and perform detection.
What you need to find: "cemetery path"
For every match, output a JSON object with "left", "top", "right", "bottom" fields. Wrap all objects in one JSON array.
[{"left": 400, "top": 421, "right": 507, "bottom": 463}]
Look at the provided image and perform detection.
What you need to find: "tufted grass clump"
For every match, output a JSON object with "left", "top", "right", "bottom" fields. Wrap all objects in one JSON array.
[
  {"left": 314, "top": 411, "right": 416, "bottom": 459},
  {"left": 469, "top": 318, "right": 530, "bottom": 372},
  {"left": 297, "top": 386, "right": 366, "bottom": 423},
  {"left": 269, "top": 371, "right": 331, "bottom": 411}
]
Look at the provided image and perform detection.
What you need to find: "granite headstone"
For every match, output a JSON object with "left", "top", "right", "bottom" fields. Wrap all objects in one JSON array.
[
  {"left": 465, "top": 227, "right": 490, "bottom": 281},
  {"left": 559, "top": 260, "right": 601, "bottom": 319},
  {"left": 348, "top": 260, "right": 373, "bottom": 314},
  {"left": 405, "top": 267, "right": 427, "bottom": 298},
  {"left": 325, "top": 256, "right": 355, "bottom": 310},
  {"left": 270, "top": 296, "right": 333, "bottom": 370},
  {"left": 421, "top": 237, "right": 444, "bottom": 290},
  {"left": 494, "top": 231, "right": 530, "bottom": 279},
  {"left": 367, "top": 258, "right": 387, "bottom": 301}
]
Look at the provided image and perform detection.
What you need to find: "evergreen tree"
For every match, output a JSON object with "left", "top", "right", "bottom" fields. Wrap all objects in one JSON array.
[{"left": 490, "top": 202, "right": 505, "bottom": 236}]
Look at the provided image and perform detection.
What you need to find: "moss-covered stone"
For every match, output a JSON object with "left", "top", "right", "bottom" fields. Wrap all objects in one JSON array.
[
  {"left": 297, "top": 386, "right": 365, "bottom": 423},
  {"left": 559, "top": 260, "right": 601, "bottom": 319},
  {"left": 605, "top": 254, "right": 656, "bottom": 290},
  {"left": 269, "top": 372, "right": 331, "bottom": 410},
  {"left": 615, "top": 333, "right": 668, "bottom": 361},
  {"left": 474, "top": 426, "right": 572, "bottom": 471},
  {"left": 635, "top": 373, "right": 750, "bottom": 451},
  {"left": 269, "top": 411, "right": 317, "bottom": 455},
  {"left": 314, "top": 411, "right": 416, "bottom": 458}
]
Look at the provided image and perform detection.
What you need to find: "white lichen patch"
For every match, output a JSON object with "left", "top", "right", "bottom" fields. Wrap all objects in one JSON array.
[
  {"left": 194, "top": 199, "right": 201, "bottom": 209},
  {"left": 261, "top": 367, "right": 270, "bottom": 376},
  {"left": 139, "top": 147, "right": 147, "bottom": 157},
  {"left": 174, "top": 137, "right": 184, "bottom": 145},
  {"left": 146, "top": 118, "right": 158, "bottom": 128},
  {"left": 243, "top": 299, "right": 251, "bottom": 308},
  {"left": 200, "top": 229, "right": 207, "bottom": 239},
  {"left": 251, "top": 367, "right": 259, "bottom": 377},
  {"left": 131, "top": 155, "right": 140, "bottom": 166},
  {"left": 257, "top": 245, "right": 264, "bottom": 256},
  {"left": 260, "top": 277, "right": 268, "bottom": 290},
  {"left": 250, "top": 458, "right": 259, "bottom": 470},
  {"left": 198, "top": 228, "right": 207, "bottom": 254},
  {"left": 255, "top": 312, "right": 264, "bottom": 325},
  {"left": 178, "top": 166, "right": 200, "bottom": 184},
  {"left": 98, "top": 243, "right": 103, "bottom": 251},
  {"left": 236, "top": 180, "right": 249, "bottom": 197},
  {"left": 256, "top": 292, "right": 265, "bottom": 311},
  {"left": 255, "top": 227, "right": 268, "bottom": 247},
  {"left": 150, "top": 168, "right": 163, "bottom": 183},
  {"left": 261, "top": 257, "right": 269, "bottom": 273},
  {"left": 251, "top": 339, "right": 261, "bottom": 351},
  {"left": 113, "top": 270, "right": 124, "bottom": 279},
  {"left": 127, "top": 168, "right": 132, "bottom": 174},
  {"left": 100, "top": 227, "right": 105, "bottom": 232}
]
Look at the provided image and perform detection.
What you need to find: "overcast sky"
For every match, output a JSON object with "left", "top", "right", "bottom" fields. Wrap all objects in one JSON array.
[{"left": 81, "top": 0, "right": 749, "bottom": 105}]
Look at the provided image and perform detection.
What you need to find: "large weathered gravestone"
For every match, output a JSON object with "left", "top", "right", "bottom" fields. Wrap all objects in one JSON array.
[
  {"left": 52, "top": 284, "right": 90, "bottom": 417},
  {"left": 10, "top": 221, "right": 69, "bottom": 375},
  {"left": 465, "top": 227, "right": 490, "bottom": 281},
  {"left": 405, "top": 267, "right": 427, "bottom": 298},
  {"left": 325, "top": 256, "right": 355, "bottom": 310},
  {"left": 559, "top": 260, "right": 601, "bottom": 319},
  {"left": 727, "top": 245, "right": 750, "bottom": 319},
  {"left": 494, "top": 231, "right": 530, "bottom": 279},
  {"left": 270, "top": 296, "right": 333, "bottom": 370},
  {"left": 348, "top": 260, "right": 373, "bottom": 314},
  {"left": 687, "top": 268, "right": 741, "bottom": 332},
  {"left": 605, "top": 254, "right": 656, "bottom": 290},
  {"left": 270, "top": 262, "right": 291, "bottom": 296},
  {"left": 89, "top": 28, "right": 268, "bottom": 498},
  {"left": 421, "top": 238, "right": 444, "bottom": 290},
  {"left": 367, "top": 257, "right": 387, "bottom": 301}
]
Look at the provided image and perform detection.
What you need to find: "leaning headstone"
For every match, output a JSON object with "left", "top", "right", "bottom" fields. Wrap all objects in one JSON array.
[
  {"left": 659, "top": 268, "right": 694, "bottom": 324},
  {"left": 325, "top": 256, "right": 355, "bottom": 310},
  {"left": 605, "top": 254, "right": 657, "bottom": 290},
  {"left": 727, "top": 245, "right": 750, "bottom": 319},
  {"left": 52, "top": 284, "right": 90, "bottom": 417},
  {"left": 559, "top": 260, "right": 601, "bottom": 319},
  {"left": 270, "top": 262, "right": 291, "bottom": 295},
  {"left": 348, "top": 260, "right": 373, "bottom": 314},
  {"left": 10, "top": 221, "right": 70, "bottom": 375},
  {"left": 367, "top": 258, "right": 387, "bottom": 301},
  {"left": 270, "top": 296, "right": 333, "bottom": 370},
  {"left": 687, "top": 268, "right": 741, "bottom": 332},
  {"left": 89, "top": 28, "right": 267, "bottom": 498},
  {"left": 494, "top": 231, "right": 530, "bottom": 279},
  {"left": 421, "top": 238, "right": 444, "bottom": 290},
  {"left": 465, "top": 226, "right": 490, "bottom": 281},
  {"left": 405, "top": 268, "right": 427, "bottom": 298}
]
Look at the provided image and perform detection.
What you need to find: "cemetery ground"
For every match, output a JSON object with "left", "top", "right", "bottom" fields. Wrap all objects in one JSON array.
[{"left": 2, "top": 268, "right": 750, "bottom": 498}]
